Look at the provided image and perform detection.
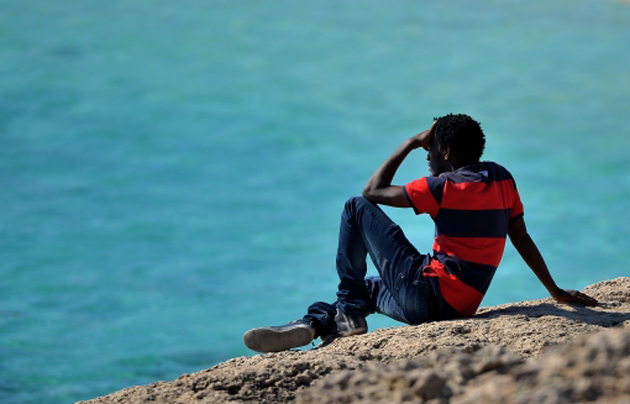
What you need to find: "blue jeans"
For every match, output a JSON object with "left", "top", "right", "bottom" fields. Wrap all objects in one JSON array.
[{"left": 305, "top": 196, "right": 437, "bottom": 337}]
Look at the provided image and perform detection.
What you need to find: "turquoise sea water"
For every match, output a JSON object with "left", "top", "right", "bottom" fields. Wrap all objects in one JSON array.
[{"left": 1, "top": 1, "right": 629, "bottom": 403}]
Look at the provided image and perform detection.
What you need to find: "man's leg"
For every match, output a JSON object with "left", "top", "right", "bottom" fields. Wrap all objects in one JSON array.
[
  {"left": 303, "top": 301, "right": 336, "bottom": 338},
  {"left": 243, "top": 196, "right": 431, "bottom": 352},
  {"left": 364, "top": 274, "right": 436, "bottom": 325},
  {"left": 335, "top": 196, "right": 431, "bottom": 325}
]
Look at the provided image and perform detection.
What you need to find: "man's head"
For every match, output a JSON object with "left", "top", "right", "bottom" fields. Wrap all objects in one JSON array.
[{"left": 427, "top": 114, "right": 485, "bottom": 176}]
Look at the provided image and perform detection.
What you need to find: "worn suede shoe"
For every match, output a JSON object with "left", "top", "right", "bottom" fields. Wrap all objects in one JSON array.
[
  {"left": 320, "top": 309, "right": 368, "bottom": 345},
  {"left": 335, "top": 309, "right": 368, "bottom": 337},
  {"left": 243, "top": 319, "right": 315, "bottom": 353}
]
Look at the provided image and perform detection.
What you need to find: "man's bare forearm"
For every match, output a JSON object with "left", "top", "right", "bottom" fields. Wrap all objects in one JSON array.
[
  {"left": 363, "top": 129, "right": 433, "bottom": 206},
  {"left": 363, "top": 139, "right": 415, "bottom": 198},
  {"left": 508, "top": 218, "right": 598, "bottom": 306},
  {"left": 510, "top": 231, "right": 562, "bottom": 297}
]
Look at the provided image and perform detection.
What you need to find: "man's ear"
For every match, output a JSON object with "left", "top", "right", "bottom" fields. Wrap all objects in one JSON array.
[{"left": 443, "top": 145, "right": 451, "bottom": 161}]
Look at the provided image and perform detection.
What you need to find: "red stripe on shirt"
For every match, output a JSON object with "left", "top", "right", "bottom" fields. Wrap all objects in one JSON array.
[
  {"left": 441, "top": 180, "right": 519, "bottom": 212},
  {"left": 511, "top": 188, "right": 524, "bottom": 219},
  {"left": 422, "top": 259, "right": 484, "bottom": 317},
  {"left": 405, "top": 177, "right": 440, "bottom": 217},
  {"left": 433, "top": 234, "right": 507, "bottom": 267}
]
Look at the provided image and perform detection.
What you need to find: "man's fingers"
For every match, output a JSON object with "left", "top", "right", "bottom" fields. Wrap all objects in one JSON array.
[
  {"left": 570, "top": 290, "right": 599, "bottom": 306},
  {"left": 556, "top": 290, "right": 599, "bottom": 306},
  {"left": 579, "top": 292, "right": 599, "bottom": 306}
]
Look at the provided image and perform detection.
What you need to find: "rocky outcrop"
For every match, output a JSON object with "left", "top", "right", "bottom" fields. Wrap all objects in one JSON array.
[{"left": 81, "top": 277, "right": 630, "bottom": 404}]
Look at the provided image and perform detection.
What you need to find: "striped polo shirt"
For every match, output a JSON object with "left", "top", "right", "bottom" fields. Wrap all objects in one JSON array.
[{"left": 404, "top": 161, "right": 524, "bottom": 319}]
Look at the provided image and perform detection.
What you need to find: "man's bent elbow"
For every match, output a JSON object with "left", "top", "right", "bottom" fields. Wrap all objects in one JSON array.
[
  {"left": 361, "top": 186, "right": 411, "bottom": 208},
  {"left": 362, "top": 184, "right": 380, "bottom": 201},
  {"left": 362, "top": 188, "right": 374, "bottom": 200}
]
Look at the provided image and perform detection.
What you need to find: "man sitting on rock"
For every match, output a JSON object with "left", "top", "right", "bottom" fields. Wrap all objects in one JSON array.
[{"left": 243, "top": 113, "right": 598, "bottom": 353}]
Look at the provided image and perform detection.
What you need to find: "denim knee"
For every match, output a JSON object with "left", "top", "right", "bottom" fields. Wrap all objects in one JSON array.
[
  {"left": 345, "top": 195, "right": 370, "bottom": 208},
  {"left": 343, "top": 196, "right": 379, "bottom": 217}
]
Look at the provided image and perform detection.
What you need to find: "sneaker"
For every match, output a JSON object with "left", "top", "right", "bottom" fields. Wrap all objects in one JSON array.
[
  {"left": 243, "top": 319, "right": 315, "bottom": 353},
  {"left": 334, "top": 308, "right": 368, "bottom": 337},
  {"left": 320, "top": 309, "right": 368, "bottom": 345}
]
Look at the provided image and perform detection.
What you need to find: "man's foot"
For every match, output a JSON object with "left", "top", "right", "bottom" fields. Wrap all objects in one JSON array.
[
  {"left": 320, "top": 309, "right": 368, "bottom": 345},
  {"left": 335, "top": 308, "right": 368, "bottom": 337},
  {"left": 243, "top": 319, "right": 315, "bottom": 353}
]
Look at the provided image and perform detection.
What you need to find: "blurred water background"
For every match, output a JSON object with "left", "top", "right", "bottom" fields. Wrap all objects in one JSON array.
[{"left": 1, "top": 0, "right": 629, "bottom": 403}]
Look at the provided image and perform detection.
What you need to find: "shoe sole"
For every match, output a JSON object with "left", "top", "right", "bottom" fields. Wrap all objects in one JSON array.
[
  {"left": 338, "top": 327, "right": 368, "bottom": 338},
  {"left": 243, "top": 325, "right": 314, "bottom": 353},
  {"left": 320, "top": 326, "right": 367, "bottom": 346}
]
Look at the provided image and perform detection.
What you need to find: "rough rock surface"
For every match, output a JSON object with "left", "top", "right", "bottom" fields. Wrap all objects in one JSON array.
[{"left": 80, "top": 277, "right": 630, "bottom": 404}]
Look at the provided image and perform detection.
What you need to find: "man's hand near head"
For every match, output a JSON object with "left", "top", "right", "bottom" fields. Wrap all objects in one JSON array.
[
  {"left": 362, "top": 125, "right": 435, "bottom": 207},
  {"left": 408, "top": 122, "right": 435, "bottom": 151}
]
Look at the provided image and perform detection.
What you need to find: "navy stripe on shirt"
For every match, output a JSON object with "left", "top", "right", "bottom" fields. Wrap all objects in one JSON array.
[
  {"left": 435, "top": 208, "right": 511, "bottom": 238},
  {"left": 436, "top": 253, "right": 498, "bottom": 294}
]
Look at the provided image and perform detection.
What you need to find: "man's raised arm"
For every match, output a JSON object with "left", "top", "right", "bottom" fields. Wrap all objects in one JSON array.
[{"left": 362, "top": 129, "right": 433, "bottom": 207}]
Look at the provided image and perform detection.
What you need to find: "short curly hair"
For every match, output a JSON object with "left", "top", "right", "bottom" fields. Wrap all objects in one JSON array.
[{"left": 432, "top": 114, "right": 485, "bottom": 165}]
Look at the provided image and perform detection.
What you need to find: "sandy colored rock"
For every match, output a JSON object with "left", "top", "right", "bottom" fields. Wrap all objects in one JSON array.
[
  {"left": 298, "top": 328, "right": 630, "bottom": 404},
  {"left": 80, "top": 277, "right": 630, "bottom": 404}
]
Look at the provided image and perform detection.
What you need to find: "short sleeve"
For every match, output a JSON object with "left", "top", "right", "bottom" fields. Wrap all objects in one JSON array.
[
  {"left": 509, "top": 187, "right": 524, "bottom": 222},
  {"left": 404, "top": 176, "right": 442, "bottom": 217}
]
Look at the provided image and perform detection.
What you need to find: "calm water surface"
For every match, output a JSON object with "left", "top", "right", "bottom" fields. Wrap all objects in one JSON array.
[{"left": 1, "top": 1, "right": 629, "bottom": 403}]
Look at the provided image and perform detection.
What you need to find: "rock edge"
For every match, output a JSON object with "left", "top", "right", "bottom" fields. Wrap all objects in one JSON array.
[{"left": 80, "top": 277, "right": 630, "bottom": 404}]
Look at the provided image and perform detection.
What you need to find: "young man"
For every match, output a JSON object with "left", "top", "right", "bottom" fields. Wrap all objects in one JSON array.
[{"left": 243, "top": 114, "right": 598, "bottom": 353}]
